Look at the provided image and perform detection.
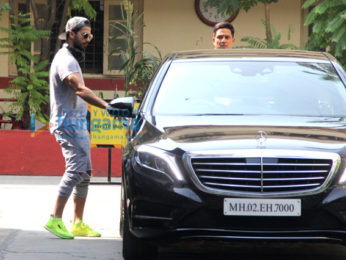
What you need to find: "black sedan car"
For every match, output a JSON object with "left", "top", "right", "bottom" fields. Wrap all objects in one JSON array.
[{"left": 110, "top": 49, "right": 346, "bottom": 260}]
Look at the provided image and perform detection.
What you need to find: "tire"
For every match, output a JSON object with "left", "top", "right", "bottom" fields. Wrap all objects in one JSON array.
[{"left": 121, "top": 184, "right": 158, "bottom": 260}]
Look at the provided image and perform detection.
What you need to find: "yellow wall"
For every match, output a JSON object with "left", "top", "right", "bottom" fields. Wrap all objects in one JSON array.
[
  {"left": 0, "top": 6, "right": 9, "bottom": 77},
  {"left": 0, "top": 0, "right": 307, "bottom": 78},
  {"left": 143, "top": 0, "right": 305, "bottom": 56}
]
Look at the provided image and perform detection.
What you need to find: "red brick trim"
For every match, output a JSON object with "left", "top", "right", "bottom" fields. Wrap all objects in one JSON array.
[{"left": 0, "top": 130, "right": 122, "bottom": 177}]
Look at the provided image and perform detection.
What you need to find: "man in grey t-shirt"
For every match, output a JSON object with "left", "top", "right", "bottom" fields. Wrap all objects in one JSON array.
[{"left": 45, "top": 16, "right": 115, "bottom": 239}]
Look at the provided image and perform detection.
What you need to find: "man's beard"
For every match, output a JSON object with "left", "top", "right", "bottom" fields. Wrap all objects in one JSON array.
[
  {"left": 73, "top": 37, "right": 85, "bottom": 51},
  {"left": 68, "top": 37, "right": 86, "bottom": 64}
]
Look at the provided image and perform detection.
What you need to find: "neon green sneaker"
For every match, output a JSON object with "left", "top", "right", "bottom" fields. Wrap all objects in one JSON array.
[
  {"left": 71, "top": 220, "right": 101, "bottom": 237},
  {"left": 44, "top": 216, "right": 74, "bottom": 239}
]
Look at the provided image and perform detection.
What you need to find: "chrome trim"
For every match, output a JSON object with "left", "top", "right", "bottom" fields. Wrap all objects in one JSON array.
[
  {"left": 205, "top": 182, "right": 320, "bottom": 189},
  {"left": 195, "top": 168, "right": 328, "bottom": 174},
  {"left": 199, "top": 176, "right": 325, "bottom": 182},
  {"left": 193, "top": 162, "right": 332, "bottom": 166},
  {"left": 260, "top": 156, "right": 264, "bottom": 192},
  {"left": 133, "top": 215, "right": 173, "bottom": 221},
  {"left": 180, "top": 235, "right": 340, "bottom": 242},
  {"left": 175, "top": 57, "right": 331, "bottom": 63},
  {"left": 184, "top": 149, "right": 341, "bottom": 198}
]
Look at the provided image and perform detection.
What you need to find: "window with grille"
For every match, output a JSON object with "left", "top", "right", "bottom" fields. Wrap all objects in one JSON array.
[
  {"left": 71, "top": 0, "right": 104, "bottom": 74},
  {"left": 104, "top": 0, "right": 127, "bottom": 75},
  {"left": 14, "top": 0, "right": 143, "bottom": 76}
]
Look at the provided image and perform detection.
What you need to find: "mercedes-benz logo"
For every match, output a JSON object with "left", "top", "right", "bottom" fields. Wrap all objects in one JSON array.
[{"left": 256, "top": 130, "right": 268, "bottom": 146}]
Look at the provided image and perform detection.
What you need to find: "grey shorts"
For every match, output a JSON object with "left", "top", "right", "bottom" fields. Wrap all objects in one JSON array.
[
  {"left": 54, "top": 129, "right": 92, "bottom": 198},
  {"left": 55, "top": 129, "right": 92, "bottom": 174}
]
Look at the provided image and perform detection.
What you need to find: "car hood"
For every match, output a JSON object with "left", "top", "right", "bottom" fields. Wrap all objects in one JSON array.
[{"left": 142, "top": 115, "right": 346, "bottom": 153}]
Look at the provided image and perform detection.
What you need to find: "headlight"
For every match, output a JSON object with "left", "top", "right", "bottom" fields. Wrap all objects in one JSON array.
[
  {"left": 338, "top": 165, "right": 346, "bottom": 185},
  {"left": 134, "top": 145, "right": 184, "bottom": 181}
]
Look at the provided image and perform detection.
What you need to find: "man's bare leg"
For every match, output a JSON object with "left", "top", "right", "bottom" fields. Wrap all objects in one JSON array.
[
  {"left": 73, "top": 170, "right": 91, "bottom": 222},
  {"left": 52, "top": 196, "right": 69, "bottom": 218},
  {"left": 73, "top": 195, "right": 86, "bottom": 222}
]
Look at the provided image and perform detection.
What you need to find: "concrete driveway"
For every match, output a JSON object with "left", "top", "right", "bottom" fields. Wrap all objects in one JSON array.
[
  {"left": 0, "top": 176, "right": 122, "bottom": 260},
  {"left": 1, "top": 176, "right": 346, "bottom": 260}
]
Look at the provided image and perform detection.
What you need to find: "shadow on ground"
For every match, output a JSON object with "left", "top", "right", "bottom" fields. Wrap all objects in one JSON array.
[
  {"left": 159, "top": 240, "right": 346, "bottom": 260},
  {"left": 0, "top": 228, "right": 122, "bottom": 260},
  {"left": 2, "top": 228, "right": 346, "bottom": 260}
]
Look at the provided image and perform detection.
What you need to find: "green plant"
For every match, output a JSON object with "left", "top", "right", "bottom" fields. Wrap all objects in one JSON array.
[
  {"left": 109, "top": 1, "right": 137, "bottom": 97},
  {"left": 0, "top": 12, "right": 50, "bottom": 129},
  {"left": 240, "top": 20, "right": 298, "bottom": 49},
  {"left": 303, "top": 0, "right": 346, "bottom": 68},
  {"left": 110, "top": 0, "right": 161, "bottom": 98},
  {"left": 130, "top": 45, "right": 162, "bottom": 98},
  {"left": 69, "top": 0, "right": 97, "bottom": 19},
  {"left": 23, "top": 0, "right": 97, "bottom": 63},
  {"left": 0, "top": 3, "right": 10, "bottom": 17}
]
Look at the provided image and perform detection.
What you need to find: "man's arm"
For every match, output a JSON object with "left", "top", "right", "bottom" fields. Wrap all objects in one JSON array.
[{"left": 64, "top": 72, "right": 108, "bottom": 109}]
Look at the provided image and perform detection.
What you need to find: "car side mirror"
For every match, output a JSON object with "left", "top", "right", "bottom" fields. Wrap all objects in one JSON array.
[{"left": 109, "top": 97, "right": 135, "bottom": 118}]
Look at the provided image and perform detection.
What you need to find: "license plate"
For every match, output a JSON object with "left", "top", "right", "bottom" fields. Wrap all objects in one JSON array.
[{"left": 223, "top": 198, "right": 301, "bottom": 217}]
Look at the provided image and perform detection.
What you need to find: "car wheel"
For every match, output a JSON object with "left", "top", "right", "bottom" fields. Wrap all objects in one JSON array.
[{"left": 122, "top": 185, "right": 158, "bottom": 260}]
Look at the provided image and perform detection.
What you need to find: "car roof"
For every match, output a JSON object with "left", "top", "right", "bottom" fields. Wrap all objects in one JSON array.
[{"left": 167, "top": 49, "right": 335, "bottom": 63}]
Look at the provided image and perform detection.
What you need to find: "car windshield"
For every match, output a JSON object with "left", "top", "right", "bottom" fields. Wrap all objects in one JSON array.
[{"left": 153, "top": 61, "right": 346, "bottom": 117}]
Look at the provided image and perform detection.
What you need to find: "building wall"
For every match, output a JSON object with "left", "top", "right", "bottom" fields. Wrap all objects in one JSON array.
[
  {"left": 0, "top": 8, "right": 9, "bottom": 77},
  {"left": 0, "top": 0, "right": 307, "bottom": 95},
  {"left": 0, "top": 0, "right": 307, "bottom": 79},
  {"left": 143, "top": 0, "right": 306, "bottom": 56}
]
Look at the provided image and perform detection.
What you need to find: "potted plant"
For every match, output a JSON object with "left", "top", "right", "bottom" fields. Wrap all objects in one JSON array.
[{"left": 109, "top": 0, "right": 162, "bottom": 99}]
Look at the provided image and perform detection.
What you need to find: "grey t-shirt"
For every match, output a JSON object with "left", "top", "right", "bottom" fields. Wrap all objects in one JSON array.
[{"left": 49, "top": 44, "right": 88, "bottom": 135}]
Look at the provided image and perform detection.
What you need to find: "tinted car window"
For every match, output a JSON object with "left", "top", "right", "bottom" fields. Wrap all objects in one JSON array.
[{"left": 153, "top": 61, "right": 346, "bottom": 117}]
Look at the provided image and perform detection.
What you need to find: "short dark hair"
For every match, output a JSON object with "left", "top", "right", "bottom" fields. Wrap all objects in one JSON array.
[{"left": 213, "top": 22, "right": 235, "bottom": 37}]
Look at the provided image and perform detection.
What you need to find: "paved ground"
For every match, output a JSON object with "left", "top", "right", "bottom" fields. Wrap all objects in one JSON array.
[
  {"left": 0, "top": 176, "right": 123, "bottom": 260},
  {"left": 1, "top": 176, "right": 346, "bottom": 260}
]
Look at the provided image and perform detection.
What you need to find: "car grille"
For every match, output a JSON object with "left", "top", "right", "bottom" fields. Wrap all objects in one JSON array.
[{"left": 191, "top": 157, "right": 334, "bottom": 194}]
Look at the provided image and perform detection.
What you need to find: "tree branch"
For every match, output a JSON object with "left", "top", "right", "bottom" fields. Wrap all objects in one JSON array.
[
  {"left": 264, "top": 2, "right": 272, "bottom": 44},
  {"left": 55, "top": 0, "right": 70, "bottom": 54}
]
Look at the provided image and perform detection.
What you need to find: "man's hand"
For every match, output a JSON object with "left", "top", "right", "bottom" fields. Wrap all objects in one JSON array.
[
  {"left": 106, "top": 104, "right": 121, "bottom": 117},
  {"left": 106, "top": 97, "right": 135, "bottom": 118}
]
